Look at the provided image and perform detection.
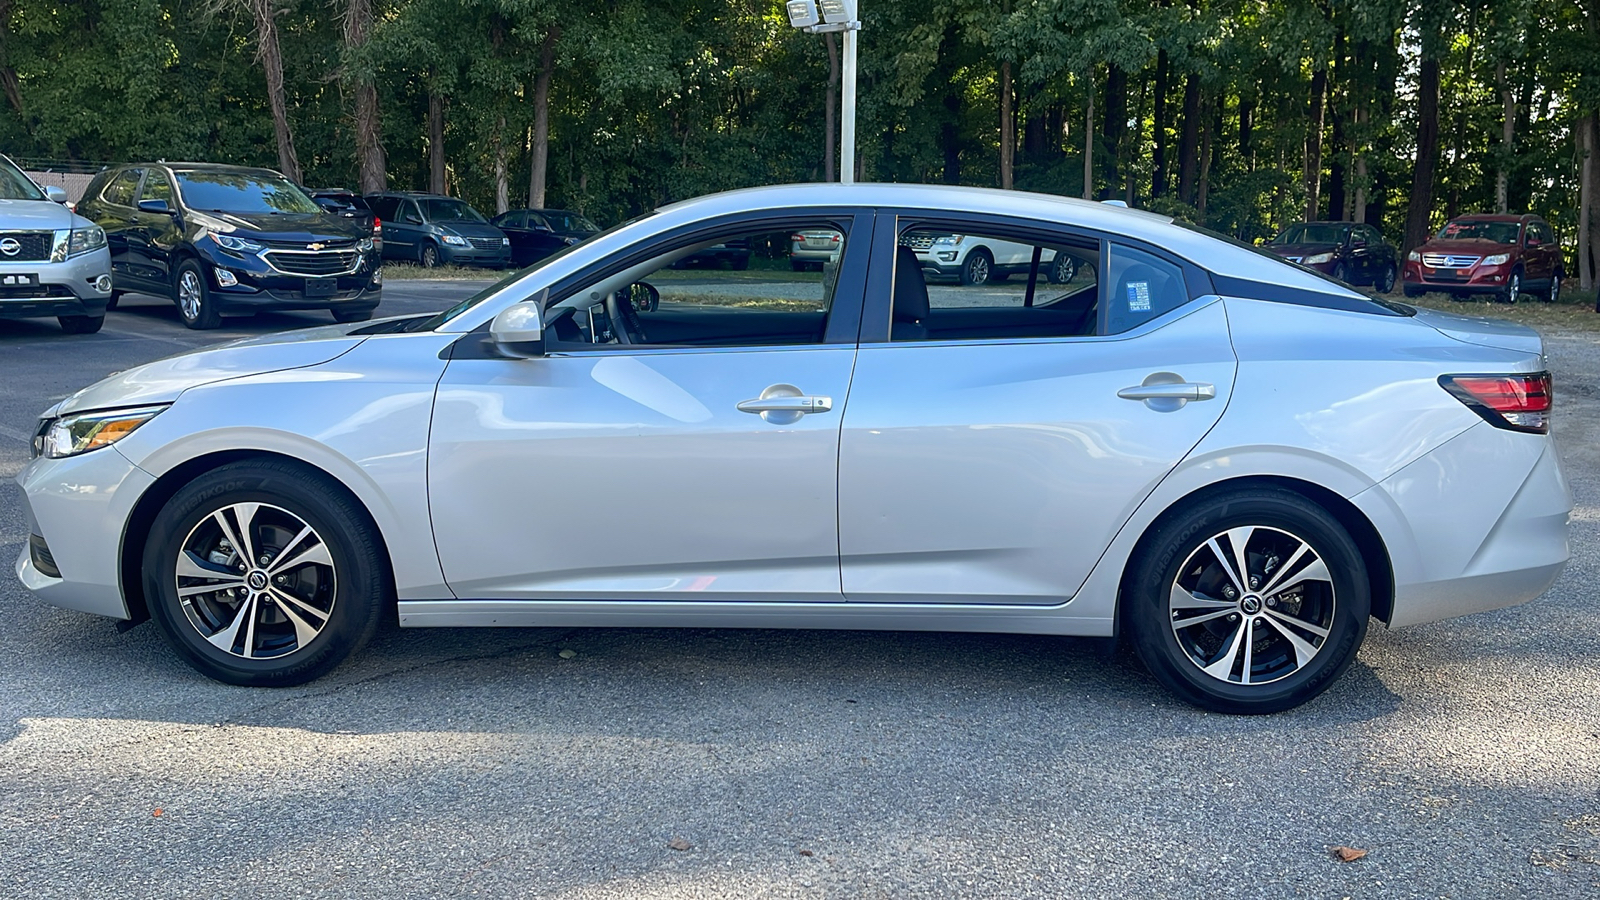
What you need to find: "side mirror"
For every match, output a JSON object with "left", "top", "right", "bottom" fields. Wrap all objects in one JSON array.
[
  {"left": 138, "top": 198, "right": 172, "bottom": 215},
  {"left": 489, "top": 301, "right": 544, "bottom": 358},
  {"left": 44, "top": 185, "right": 68, "bottom": 204}
]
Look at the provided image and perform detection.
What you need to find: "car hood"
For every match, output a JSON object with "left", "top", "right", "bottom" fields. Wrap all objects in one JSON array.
[
  {"left": 195, "top": 211, "right": 366, "bottom": 244},
  {"left": 1408, "top": 305, "right": 1543, "bottom": 355},
  {"left": 1265, "top": 242, "right": 1339, "bottom": 257},
  {"left": 52, "top": 322, "right": 371, "bottom": 417},
  {"left": 0, "top": 197, "right": 80, "bottom": 230},
  {"left": 1416, "top": 238, "right": 1514, "bottom": 255},
  {"left": 437, "top": 222, "right": 505, "bottom": 239}
]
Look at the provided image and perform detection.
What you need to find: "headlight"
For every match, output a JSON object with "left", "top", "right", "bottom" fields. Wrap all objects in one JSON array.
[
  {"left": 357, "top": 238, "right": 374, "bottom": 252},
  {"left": 68, "top": 226, "right": 106, "bottom": 258},
  {"left": 1407, "top": 250, "right": 1421, "bottom": 262},
  {"left": 932, "top": 235, "right": 963, "bottom": 246},
  {"left": 1302, "top": 252, "right": 1334, "bottom": 265},
  {"left": 441, "top": 235, "right": 470, "bottom": 246},
  {"left": 562, "top": 236, "right": 581, "bottom": 245},
  {"left": 35, "top": 405, "right": 166, "bottom": 459},
  {"left": 214, "top": 234, "right": 264, "bottom": 253},
  {"left": 501, "top": 237, "right": 511, "bottom": 246},
  {"left": 1481, "top": 253, "right": 1510, "bottom": 266}
]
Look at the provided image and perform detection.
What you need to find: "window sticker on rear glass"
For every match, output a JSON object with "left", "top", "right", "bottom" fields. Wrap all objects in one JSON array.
[{"left": 1127, "top": 281, "right": 1152, "bottom": 312}]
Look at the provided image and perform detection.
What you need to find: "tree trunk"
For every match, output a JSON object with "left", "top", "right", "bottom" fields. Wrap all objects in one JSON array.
[
  {"left": 1101, "top": 64, "right": 1125, "bottom": 200},
  {"left": 0, "top": 0, "right": 23, "bottom": 117},
  {"left": 1238, "top": 89, "right": 1254, "bottom": 169},
  {"left": 1152, "top": 51, "right": 1169, "bottom": 198},
  {"left": 344, "top": 0, "right": 384, "bottom": 192},
  {"left": 493, "top": 115, "right": 509, "bottom": 214},
  {"left": 1496, "top": 60, "right": 1513, "bottom": 213},
  {"left": 1000, "top": 60, "right": 1014, "bottom": 190},
  {"left": 1304, "top": 66, "right": 1327, "bottom": 221},
  {"left": 248, "top": 0, "right": 300, "bottom": 183},
  {"left": 1581, "top": 114, "right": 1596, "bottom": 296},
  {"left": 1404, "top": 57, "right": 1440, "bottom": 255},
  {"left": 824, "top": 33, "right": 838, "bottom": 181},
  {"left": 1197, "top": 99, "right": 1213, "bottom": 219},
  {"left": 428, "top": 91, "right": 446, "bottom": 195},
  {"left": 1081, "top": 67, "right": 1094, "bottom": 199},
  {"left": 1353, "top": 104, "right": 1368, "bottom": 223},
  {"left": 942, "top": 88, "right": 961, "bottom": 184},
  {"left": 1176, "top": 73, "right": 1199, "bottom": 205},
  {"left": 527, "top": 26, "right": 559, "bottom": 209}
]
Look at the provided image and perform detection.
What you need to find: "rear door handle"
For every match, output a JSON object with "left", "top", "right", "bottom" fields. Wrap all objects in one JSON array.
[
  {"left": 1117, "top": 383, "right": 1216, "bottom": 401},
  {"left": 737, "top": 384, "right": 833, "bottom": 424}
]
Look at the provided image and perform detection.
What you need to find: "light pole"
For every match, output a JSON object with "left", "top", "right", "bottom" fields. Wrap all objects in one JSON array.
[{"left": 787, "top": 0, "right": 862, "bottom": 184}]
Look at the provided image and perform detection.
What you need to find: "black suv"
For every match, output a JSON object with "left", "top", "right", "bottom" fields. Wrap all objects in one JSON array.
[
  {"left": 362, "top": 192, "right": 510, "bottom": 268},
  {"left": 77, "top": 163, "right": 382, "bottom": 329}
]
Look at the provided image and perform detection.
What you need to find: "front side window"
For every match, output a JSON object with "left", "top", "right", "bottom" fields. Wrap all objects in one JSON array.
[
  {"left": 890, "top": 226, "right": 1100, "bottom": 341},
  {"left": 421, "top": 198, "right": 487, "bottom": 224},
  {"left": 544, "top": 211, "right": 598, "bottom": 233},
  {"left": 398, "top": 200, "right": 424, "bottom": 224},
  {"left": 140, "top": 169, "right": 172, "bottom": 203},
  {"left": 545, "top": 222, "right": 850, "bottom": 349},
  {"left": 103, "top": 169, "right": 143, "bottom": 207},
  {"left": 0, "top": 156, "right": 45, "bottom": 201},
  {"left": 1273, "top": 223, "right": 1349, "bottom": 245},
  {"left": 175, "top": 171, "right": 320, "bottom": 215}
]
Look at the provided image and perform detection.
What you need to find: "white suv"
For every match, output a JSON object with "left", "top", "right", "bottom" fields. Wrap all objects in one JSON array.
[
  {"left": 0, "top": 154, "right": 112, "bottom": 333},
  {"left": 906, "top": 231, "right": 1079, "bottom": 286}
]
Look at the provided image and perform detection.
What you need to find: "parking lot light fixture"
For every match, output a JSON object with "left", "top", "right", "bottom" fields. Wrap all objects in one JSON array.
[{"left": 787, "top": 0, "right": 860, "bottom": 185}]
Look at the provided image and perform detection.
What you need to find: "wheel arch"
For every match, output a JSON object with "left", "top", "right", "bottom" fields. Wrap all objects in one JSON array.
[
  {"left": 119, "top": 449, "right": 396, "bottom": 627},
  {"left": 1115, "top": 474, "right": 1395, "bottom": 632}
]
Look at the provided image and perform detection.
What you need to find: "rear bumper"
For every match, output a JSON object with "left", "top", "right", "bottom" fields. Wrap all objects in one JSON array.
[{"left": 1354, "top": 421, "right": 1571, "bottom": 628}]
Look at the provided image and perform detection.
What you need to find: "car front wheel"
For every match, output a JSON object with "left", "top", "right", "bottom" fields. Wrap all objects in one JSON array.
[
  {"left": 58, "top": 314, "right": 104, "bottom": 334},
  {"left": 1127, "top": 488, "right": 1370, "bottom": 714},
  {"left": 174, "top": 260, "right": 223, "bottom": 329},
  {"left": 142, "top": 460, "right": 387, "bottom": 686},
  {"left": 960, "top": 249, "right": 992, "bottom": 286},
  {"left": 419, "top": 243, "right": 440, "bottom": 268},
  {"left": 1374, "top": 264, "right": 1396, "bottom": 294},
  {"left": 1501, "top": 271, "right": 1521, "bottom": 304}
]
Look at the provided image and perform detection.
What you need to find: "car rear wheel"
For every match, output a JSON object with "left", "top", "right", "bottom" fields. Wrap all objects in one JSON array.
[
  {"left": 142, "top": 460, "right": 387, "bottom": 686},
  {"left": 960, "top": 249, "right": 992, "bottom": 286},
  {"left": 1127, "top": 488, "right": 1370, "bottom": 714},
  {"left": 58, "top": 314, "right": 104, "bottom": 334},
  {"left": 174, "top": 260, "right": 222, "bottom": 329},
  {"left": 1375, "top": 265, "right": 1397, "bottom": 294},
  {"left": 419, "top": 243, "right": 440, "bottom": 269}
]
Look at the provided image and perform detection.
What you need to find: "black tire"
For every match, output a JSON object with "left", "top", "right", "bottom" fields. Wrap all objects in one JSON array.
[
  {"left": 1048, "top": 254, "right": 1078, "bottom": 284},
  {"left": 731, "top": 254, "right": 750, "bottom": 271},
  {"left": 1126, "top": 488, "right": 1370, "bottom": 714},
  {"left": 1401, "top": 284, "right": 1423, "bottom": 298},
  {"left": 332, "top": 309, "right": 374, "bottom": 324},
  {"left": 1332, "top": 263, "right": 1351, "bottom": 285},
  {"left": 106, "top": 291, "right": 122, "bottom": 311},
  {"left": 58, "top": 314, "right": 104, "bottom": 334},
  {"left": 959, "top": 249, "right": 993, "bottom": 286},
  {"left": 790, "top": 259, "right": 806, "bottom": 271},
  {"left": 1500, "top": 270, "right": 1521, "bottom": 304},
  {"left": 174, "top": 258, "right": 223, "bottom": 329},
  {"left": 1546, "top": 272, "right": 1562, "bottom": 304},
  {"left": 1374, "top": 264, "right": 1397, "bottom": 294},
  {"left": 419, "top": 242, "right": 440, "bottom": 269},
  {"left": 142, "top": 460, "right": 388, "bottom": 686}
]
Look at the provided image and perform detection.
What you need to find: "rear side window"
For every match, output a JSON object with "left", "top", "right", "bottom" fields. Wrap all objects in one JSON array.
[
  {"left": 103, "top": 169, "right": 142, "bottom": 207},
  {"left": 365, "top": 196, "right": 399, "bottom": 219},
  {"left": 1105, "top": 244, "right": 1188, "bottom": 334}
]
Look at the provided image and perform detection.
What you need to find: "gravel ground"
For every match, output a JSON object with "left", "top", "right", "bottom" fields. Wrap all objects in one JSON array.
[{"left": 0, "top": 285, "right": 1597, "bottom": 898}]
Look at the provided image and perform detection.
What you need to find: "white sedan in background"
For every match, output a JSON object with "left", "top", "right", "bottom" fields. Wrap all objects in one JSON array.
[{"left": 16, "top": 183, "right": 1569, "bottom": 713}]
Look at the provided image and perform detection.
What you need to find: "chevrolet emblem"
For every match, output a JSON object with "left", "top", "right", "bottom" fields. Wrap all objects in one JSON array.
[{"left": 307, "top": 242, "right": 325, "bottom": 251}]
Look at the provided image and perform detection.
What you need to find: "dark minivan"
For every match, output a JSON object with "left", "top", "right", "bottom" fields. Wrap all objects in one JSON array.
[
  {"left": 363, "top": 191, "right": 510, "bottom": 268},
  {"left": 77, "top": 163, "right": 382, "bottom": 329}
]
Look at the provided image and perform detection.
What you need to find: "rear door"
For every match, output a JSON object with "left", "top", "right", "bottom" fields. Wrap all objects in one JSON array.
[
  {"left": 98, "top": 168, "right": 146, "bottom": 289},
  {"left": 837, "top": 213, "right": 1236, "bottom": 605}
]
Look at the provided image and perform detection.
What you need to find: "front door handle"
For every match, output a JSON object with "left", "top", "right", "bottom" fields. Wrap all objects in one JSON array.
[
  {"left": 1118, "top": 373, "right": 1216, "bottom": 411},
  {"left": 737, "top": 383, "right": 833, "bottom": 424}
]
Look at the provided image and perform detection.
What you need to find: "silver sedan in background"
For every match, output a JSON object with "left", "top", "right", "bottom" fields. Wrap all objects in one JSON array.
[{"left": 14, "top": 183, "right": 1570, "bottom": 713}]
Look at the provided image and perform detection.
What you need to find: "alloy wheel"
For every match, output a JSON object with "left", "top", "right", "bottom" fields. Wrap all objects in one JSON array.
[
  {"left": 1168, "top": 525, "right": 1336, "bottom": 686},
  {"left": 966, "top": 254, "right": 990, "bottom": 285},
  {"left": 174, "top": 502, "right": 337, "bottom": 660},
  {"left": 1503, "top": 273, "right": 1520, "bottom": 304},
  {"left": 177, "top": 270, "right": 203, "bottom": 321},
  {"left": 1548, "top": 274, "right": 1561, "bottom": 303}
]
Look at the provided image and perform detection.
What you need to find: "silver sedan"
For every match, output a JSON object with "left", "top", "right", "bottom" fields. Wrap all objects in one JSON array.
[{"left": 14, "top": 184, "right": 1570, "bottom": 713}]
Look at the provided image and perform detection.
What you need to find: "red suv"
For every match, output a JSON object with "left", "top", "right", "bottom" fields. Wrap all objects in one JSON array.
[{"left": 1402, "top": 213, "right": 1564, "bottom": 303}]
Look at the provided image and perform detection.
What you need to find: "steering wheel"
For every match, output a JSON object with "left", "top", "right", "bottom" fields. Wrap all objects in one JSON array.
[{"left": 607, "top": 283, "right": 650, "bottom": 344}]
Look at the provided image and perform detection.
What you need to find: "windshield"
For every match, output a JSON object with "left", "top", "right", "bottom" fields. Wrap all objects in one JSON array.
[
  {"left": 422, "top": 198, "right": 487, "bottom": 224},
  {"left": 1435, "top": 220, "right": 1520, "bottom": 244},
  {"left": 176, "top": 171, "right": 321, "bottom": 214},
  {"left": 542, "top": 211, "right": 598, "bottom": 233},
  {"left": 0, "top": 155, "right": 46, "bottom": 201},
  {"left": 1272, "top": 223, "right": 1348, "bottom": 245}
]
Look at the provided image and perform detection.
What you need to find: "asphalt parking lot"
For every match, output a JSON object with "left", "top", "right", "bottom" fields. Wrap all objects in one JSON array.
[{"left": 2, "top": 283, "right": 1598, "bottom": 898}]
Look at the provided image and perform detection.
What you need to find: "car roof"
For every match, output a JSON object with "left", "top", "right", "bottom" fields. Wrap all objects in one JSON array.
[
  {"left": 1450, "top": 213, "right": 1535, "bottom": 223},
  {"left": 653, "top": 183, "right": 1357, "bottom": 295}
]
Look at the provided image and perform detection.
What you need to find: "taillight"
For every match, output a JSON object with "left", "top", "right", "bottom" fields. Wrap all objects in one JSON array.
[
  {"left": 373, "top": 217, "right": 383, "bottom": 235},
  {"left": 1439, "top": 372, "right": 1551, "bottom": 434}
]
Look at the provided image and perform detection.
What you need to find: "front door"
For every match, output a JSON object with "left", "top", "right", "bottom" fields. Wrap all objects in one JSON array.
[
  {"left": 838, "top": 222, "right": 1237, "bottom": 605},
  {"left": 427, "top": 212, "right": 871, "bottom": 602}
]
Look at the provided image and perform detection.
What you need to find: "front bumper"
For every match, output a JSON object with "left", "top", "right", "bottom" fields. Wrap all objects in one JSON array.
[
  {"left": 1403, "top": 260, "right": 1515, "bottom": 294},
  {"left": 439, "top": 244, "right": 511, "bottom": 268},
  {"left": 204, "top": 244, "right": 384, "bottom": 312},
  {"left": 15, "top": 444, "right": 154, "bottom": 620},
  {"left": 0, "top": 246, "right": 112, "bottom": 320}
]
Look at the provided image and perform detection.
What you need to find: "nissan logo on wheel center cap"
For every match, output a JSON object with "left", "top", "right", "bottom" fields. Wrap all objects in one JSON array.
[
  {"left": 1240, "top": 595, "right": 1263, "bottom": 614},
  {"left": 0, "top": 237, "right": 19, "bottom": 256},
  {"left": 246, "top": 570, "right": 269, "bottom": 591}
]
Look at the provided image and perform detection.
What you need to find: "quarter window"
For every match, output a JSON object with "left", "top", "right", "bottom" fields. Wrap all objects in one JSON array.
[{"left": 1105, "top": 244, "right": 1189, "bottom": 334}]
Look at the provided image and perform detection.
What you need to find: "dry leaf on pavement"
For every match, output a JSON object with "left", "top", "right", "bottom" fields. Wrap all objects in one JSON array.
[
  {"left": 668, "top": 837, "right": 692, "bottom": 851},
  {"left": 1330, "top": 845, "right": 1368, "bottom": 862}
]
